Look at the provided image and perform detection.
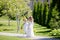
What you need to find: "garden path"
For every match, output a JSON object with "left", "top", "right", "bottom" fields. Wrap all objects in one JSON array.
[{"left": 0, "top": 32, "right": 60, "bottom": 40}]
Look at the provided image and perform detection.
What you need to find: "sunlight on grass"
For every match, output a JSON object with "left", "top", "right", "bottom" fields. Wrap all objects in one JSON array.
[{"left": 0, "top": 35, "right": 30, "bottom": 40}]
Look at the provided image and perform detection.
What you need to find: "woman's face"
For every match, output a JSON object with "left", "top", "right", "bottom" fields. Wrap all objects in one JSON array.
[{"left": 28, "top": 17, "right": 32, "bottom": 21}]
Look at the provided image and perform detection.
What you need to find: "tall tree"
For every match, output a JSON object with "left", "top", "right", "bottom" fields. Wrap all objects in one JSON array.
[{"left": 0, "top": 0, "right": 32, "bottom": 32}]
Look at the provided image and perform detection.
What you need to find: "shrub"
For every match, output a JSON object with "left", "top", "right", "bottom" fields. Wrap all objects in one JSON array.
[{"left": 49, "top": 29, "right": 60, "bottom": 36}]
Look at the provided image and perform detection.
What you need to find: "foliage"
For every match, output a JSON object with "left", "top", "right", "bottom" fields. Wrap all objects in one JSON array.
[
  {"left": 33, "top": 0, "right": 60, "bottom": 29},
  {"left": 0, "top": 0, "right": 32, "bottom": 20},
  {"left": 50, "top": 29, "right": 60, "bottom": 36},
  {"left": 33, "top": 1, "right": 49, "bottom": 27},
  {"left": 52, "top": 0, "right": 60, "bottom": 12},
  {"left": 49, "top": 6, "right": 60, "bottom": 29}
]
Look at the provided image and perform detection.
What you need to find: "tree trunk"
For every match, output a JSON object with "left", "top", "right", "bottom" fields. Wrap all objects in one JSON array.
[
  {"left": 16, "top": 14, "right": 20, "bottom": 33},
  {"left": 8, "top": 18, "right": 10, "bottom": 26}
]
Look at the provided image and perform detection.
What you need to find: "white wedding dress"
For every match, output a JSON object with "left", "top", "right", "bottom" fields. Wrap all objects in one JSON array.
[
  {"left": 24, "top": 21, "right": 28, "bottom": 34},
  {"left": 26, "top": 21, "right": 34, "bottom": 37}
]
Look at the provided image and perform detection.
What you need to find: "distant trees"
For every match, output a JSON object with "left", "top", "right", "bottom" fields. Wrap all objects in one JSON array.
[
  {"left": 33, "top": 0, "right": 60, "bottom": 29},
  {"left": 33, "top": 1, "right": 49, "bottom": 27},
  {"left": 49, "top": 6, "right": 60, "bottom": 30},
  {"left": 0, "top": 0, "right": 32, "bottom": 20}
]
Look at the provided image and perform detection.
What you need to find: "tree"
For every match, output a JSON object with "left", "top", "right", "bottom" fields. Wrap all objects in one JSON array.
[
  {"left": 33, "top": 0, "right": 60, "bottom": 29},
  {"left": 43, "top": 2, "right": 48, "bottom": 26},
  {"left": 0, "top": 0, "right": 32, "bottom": 32},
  {"left": 33, "top": 1, "right": 37, "bottom": 22},
  {"left": 49, "top": 6, "right": 60, "bottom": 30},
  {"left": 0, "top": 0, "right": 31, "bottom": 19}
]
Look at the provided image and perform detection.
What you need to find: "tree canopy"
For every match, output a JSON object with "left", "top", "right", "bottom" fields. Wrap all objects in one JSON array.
[{"left": 0, "top": 0, "right": 32, "bottom": 20}]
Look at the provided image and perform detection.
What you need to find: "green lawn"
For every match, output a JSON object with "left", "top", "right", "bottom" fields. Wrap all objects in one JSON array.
[
  {"left": 0, "top": 16, "right": 52, "bottom": 37},
  {"left": 34, "top": 23, "right": 51, "bottom": 36},
  {"left": 0, "top": 16, "right": 8, "bottom": 21},
  {"left": 0, "top": 19, "right": 60, "bottom": 39},
  {"left": 0, "top": 35, "right": 30, "bottom": 40},
  {"left": 0, "top": 21, "right": 51, "bottom": 36}
]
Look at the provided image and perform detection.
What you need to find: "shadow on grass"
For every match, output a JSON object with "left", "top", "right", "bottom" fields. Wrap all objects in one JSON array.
[
  {"left": 36, "top": 30, "right": 51, "bottom": 33},
  {"left": 0, "top": 28, "right": 14, "bottom": 32},
  {"left": 3, "top": 29, "right": 14, "bottom": 31},
  {"left": 0, "top": 24, "right": 14, "bottom": 26},
  {"left": 0, "top": 24, "right": 8, "bottom": 26},
  {"left": 33, "top": 38, "right": 60, "bottom": 40},
  {"left": 53, "top": 36, "right": 60, "bottom": 39},
  {"left": 0, "top": 24, "right": 3, "bottom": 26}
]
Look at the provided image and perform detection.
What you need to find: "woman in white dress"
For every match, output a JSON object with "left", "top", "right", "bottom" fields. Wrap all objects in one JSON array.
[
  {"left": 23, "top": 18, "right": 28, "bottom": 34},
  {"left": 26, "top": 16, "right": 34, "bottom": 37}
]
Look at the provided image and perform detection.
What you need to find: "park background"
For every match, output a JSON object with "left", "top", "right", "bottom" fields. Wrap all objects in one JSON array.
[{"left": 0, "top": 0, "right": 60, "bottom": 40}]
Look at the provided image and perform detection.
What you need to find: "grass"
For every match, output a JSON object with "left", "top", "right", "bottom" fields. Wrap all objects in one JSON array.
[
  {"left": 0, "top": 19, "right": 60, "bottom": 40},
  {"left": 0, "top": 35, "right": 30, "bottom": 40},
  {"left": 0, "top": 21, "right": 51, "bottom": 36},
  {"left": 34, "top": 24, "right": 51, "bottom": 36},
  {"left": 0, "top": 15, "right": 8, "bottom": 21}
]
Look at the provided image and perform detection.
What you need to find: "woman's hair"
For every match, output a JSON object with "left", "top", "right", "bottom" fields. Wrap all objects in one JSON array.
[{"left": 29, "top": 16, "right": 34, "bottom": 22}]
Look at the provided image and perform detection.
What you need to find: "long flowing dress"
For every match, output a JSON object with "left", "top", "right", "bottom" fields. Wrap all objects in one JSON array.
[
  {"left": 24, "top": 21, "right": 28, "bottom": 34},
  {"left": 26, "top": 21, "right": 34, "bottom": 37}
]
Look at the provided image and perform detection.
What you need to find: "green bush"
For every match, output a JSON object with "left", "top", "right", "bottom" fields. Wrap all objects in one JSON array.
[
  {"left": 49, "top": 29, "right": 60, "bottom": 36},
  {"left": 49, "top": 6, "right": 60, "bottom": 29}
]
